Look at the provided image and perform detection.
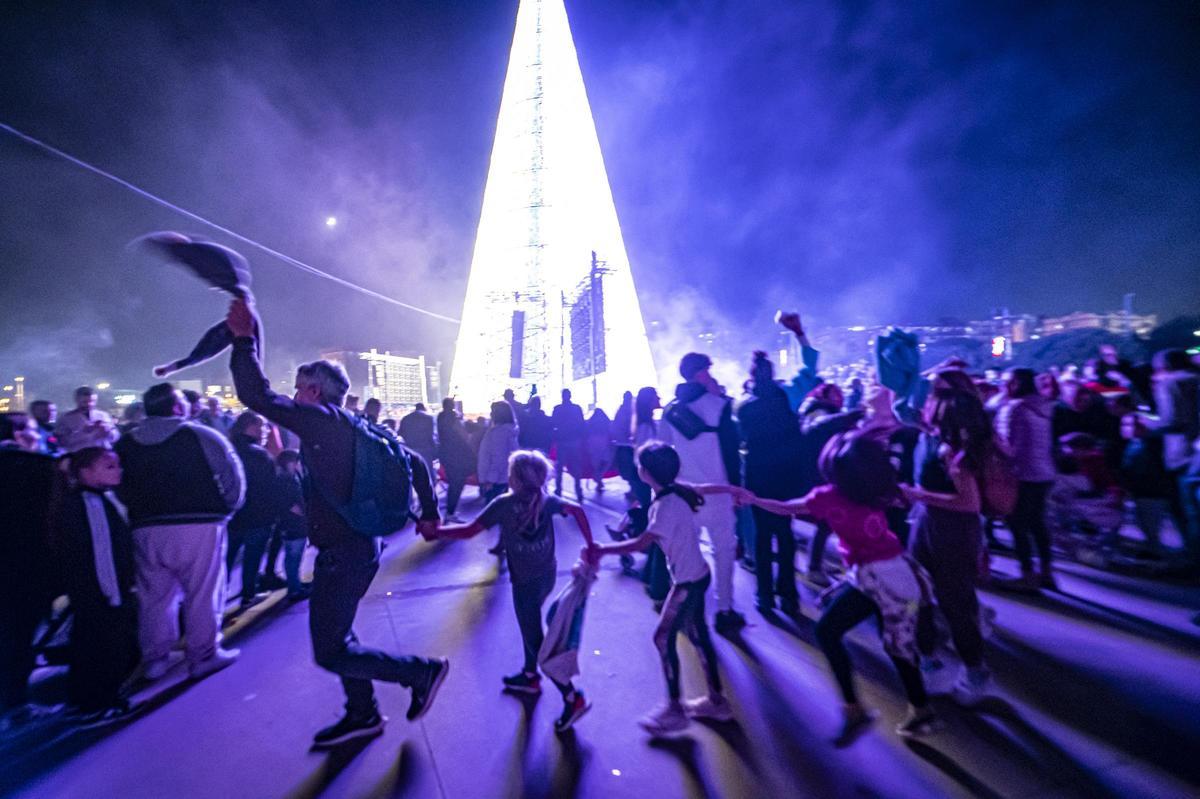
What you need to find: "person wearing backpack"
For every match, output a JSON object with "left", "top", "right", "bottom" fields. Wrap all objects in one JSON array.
[
  {"left": 227, "top": 298, "right": 448, "bottom": 749},
  {"left": 659, "top": 352, "right": 746, "bottom": 635},
  {"left": 899, "top": 369, "right": 993, "bottom": 706}
]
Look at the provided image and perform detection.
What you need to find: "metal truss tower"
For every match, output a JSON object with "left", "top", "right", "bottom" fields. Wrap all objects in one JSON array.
[{"left": 449, "top": 0, "right": 656, "bottom": 413}]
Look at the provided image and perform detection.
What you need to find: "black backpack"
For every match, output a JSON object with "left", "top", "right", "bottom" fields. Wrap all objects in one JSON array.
[
  {"left": 315, "top": 412, "right": 416, "bottom": 538},
  {"left": 663, "top": 400, "right": 718, "bottom": 440}
]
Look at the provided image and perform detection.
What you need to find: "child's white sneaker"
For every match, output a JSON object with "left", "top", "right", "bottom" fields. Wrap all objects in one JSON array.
[
  {"left": 683, "top": 694, "right": 734, "bottom": 722},
  {"left": 638, "top": 701, "right": 688, "bottom": 735}
]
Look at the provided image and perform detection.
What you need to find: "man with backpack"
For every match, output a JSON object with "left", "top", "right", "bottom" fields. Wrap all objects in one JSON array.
[{"left": 226, "top": 298, "right": 448, "bottom": 749}]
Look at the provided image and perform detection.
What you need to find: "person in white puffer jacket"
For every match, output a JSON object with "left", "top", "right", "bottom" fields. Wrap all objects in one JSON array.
[{"left": 659, "top": 352, "right": 746, "bottom": 635}]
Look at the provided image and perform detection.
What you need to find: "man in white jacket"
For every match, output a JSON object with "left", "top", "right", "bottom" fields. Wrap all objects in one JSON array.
[{"left": 659, "top": 353, "right": 746, "bottom": 634}]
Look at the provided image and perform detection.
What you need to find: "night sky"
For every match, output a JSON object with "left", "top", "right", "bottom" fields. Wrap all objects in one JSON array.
[{"left": 2, "top": 0, "right": 1198, "bottom": 399}]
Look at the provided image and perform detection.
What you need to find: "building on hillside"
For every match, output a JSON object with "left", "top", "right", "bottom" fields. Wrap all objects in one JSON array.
[
  {"left": 1038, "top": 311, "right": 1157, "bottom": 337},
  {"left": 321, "top": 349, "right": 430, "bottom": 414}
]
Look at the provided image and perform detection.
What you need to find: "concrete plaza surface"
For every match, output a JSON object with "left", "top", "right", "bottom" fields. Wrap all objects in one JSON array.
[{"left": 3, "top": 486, "right": 1199, "bottom": 799}]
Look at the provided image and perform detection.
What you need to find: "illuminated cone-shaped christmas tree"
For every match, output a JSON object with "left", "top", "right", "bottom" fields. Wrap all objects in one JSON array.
[{"left": 449, "top": 0, "right": 656, "bottom": 413}]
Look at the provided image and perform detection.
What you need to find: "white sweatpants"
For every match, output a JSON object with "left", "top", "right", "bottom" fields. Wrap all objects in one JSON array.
[
  {"left": 133, "top": 522, "right": 227, "bottom": 666},
  {"left": 695, "top": 493, "right": 737, "bottom": 612}
]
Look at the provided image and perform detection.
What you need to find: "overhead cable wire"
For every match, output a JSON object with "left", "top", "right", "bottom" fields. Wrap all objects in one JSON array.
[{"left": 0, "top": 122, "right": 461, "bottom": 324}]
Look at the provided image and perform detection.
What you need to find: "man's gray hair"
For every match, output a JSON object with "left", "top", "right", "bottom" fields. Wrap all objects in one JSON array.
[{"left": 297, "top": 360, "right": 351, "bottom": 405}]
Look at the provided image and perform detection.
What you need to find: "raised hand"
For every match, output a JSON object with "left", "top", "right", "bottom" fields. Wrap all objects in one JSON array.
[
  {"left": 775, "top": 310, "right": 804, "bottom": 336},
  {"left": 226, "top": 298, "right": 256, "bottom": 339}
]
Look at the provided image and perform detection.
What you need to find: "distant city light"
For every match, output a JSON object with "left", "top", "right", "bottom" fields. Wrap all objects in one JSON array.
[
  {"left": 2, "top": 386, "right": 12, "bottom": 392},
  {"left": 325, "top": 216, "right": 338, "bottom": 228},
  {"left": 611, "top": 770, "right": 622, "bottom": 777},
  {"left": 114, "top": 394, "right": 137, "bottom": 406},
  {"left": 991, "top": 336, "right": 1006, "bottom": 357},
  {"left": 1192, "top": 329, "right": 1200, "bottom": 337},
  {"left": 97, "top": 382, "right": 111, "bottom": 390},
  {"left": 848, "top": 325, "right": 866, "bottom": 332}
]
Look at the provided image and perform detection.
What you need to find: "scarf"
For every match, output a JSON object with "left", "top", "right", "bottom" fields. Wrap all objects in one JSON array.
[{"left": 82, "top": 491, "right": 122, "bottom": 607}]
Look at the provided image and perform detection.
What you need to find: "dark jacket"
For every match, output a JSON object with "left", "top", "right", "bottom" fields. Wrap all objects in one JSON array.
[
  {"left": 0, "top": 449, "right": 60, "bottom": 608},
  {"left": 399, "top": 409, "right": 437, "bottom": 461},
  {"left": 55, "top": 488, "right": 135, "bottom": 602},
  {"left": 275, "top": 472, "right": 308, "bottom": 540},
  {"left": 551, "top": 401, "right": 587, "bottom": 444},
  {"left": 230, "top": 433, "right": 281, "bottom": 532},
  {"left": 231, "top": 337, "right": 437, "bottom": 552},
  {"left": 437, "top": 410, "right": 475, "bottom": 476},
  {"left": 518, "top": 408, "right": 554, "bottom": 452},
  {"left": 796, "top": 399, "right": 865, "bottom": 493},
  {"left": 115, "top": 416, "right": 244, "bottom": 528},
  {"left": 736, "top": 381, "right": 803, "bottom": 497}
]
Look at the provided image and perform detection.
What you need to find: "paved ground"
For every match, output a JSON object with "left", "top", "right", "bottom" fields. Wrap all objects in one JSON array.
[{"left": 3, "top": 484, "right": 1199, "bottom": 799}]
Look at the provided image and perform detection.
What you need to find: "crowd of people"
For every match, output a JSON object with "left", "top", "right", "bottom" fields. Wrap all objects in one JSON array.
[{"left": 1, "top": 299, "right": 1197, "bottom": 752}]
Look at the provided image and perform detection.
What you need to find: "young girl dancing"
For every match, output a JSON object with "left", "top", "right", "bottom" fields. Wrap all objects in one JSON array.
[
  {"left": 590, "top": 441, "right": 738, "bottom": 735},
  {"left": 745, "top": 431, "right": 939, "bottom": 744},
  {"left": 426, "top": 449, "right": 594, "bottom": 733}
]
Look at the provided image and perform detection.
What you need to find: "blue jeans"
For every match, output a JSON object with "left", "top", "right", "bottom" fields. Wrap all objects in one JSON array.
[{"left": 283, "top": 538, "right": 307, "bottom": 594}]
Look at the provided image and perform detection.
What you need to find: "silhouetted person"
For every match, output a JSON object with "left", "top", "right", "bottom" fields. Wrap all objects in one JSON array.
[
  {"left": 363, "top": 397, "right": 382, "bottom": 425},
  {"left": 551, "top": 389, "right": 586, "bottom": 499},
  {"left": 736, "top": 351, "right": 803, "bottom": 616},
  {"left": 400, "top": 402, "right": 437, "bottom": 469},
  {"left": 436, "top": 398, "right": 475, "bottom": 521},
  {"left": 518, "top": 396, "right": 553, "bottom": 454}
]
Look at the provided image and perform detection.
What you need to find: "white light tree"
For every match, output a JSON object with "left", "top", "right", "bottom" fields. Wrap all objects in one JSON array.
[{"left": 449, "top": 0, "right": 656, "bottom": 413}]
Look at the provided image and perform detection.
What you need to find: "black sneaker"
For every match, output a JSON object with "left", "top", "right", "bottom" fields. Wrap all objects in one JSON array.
[
  {"left": 71, "top": 700, "right": 144, "bottom": 729},
  {"left": 502, "top": 671, "right": 542, "bottom": 695},
  {"left": 259, "top": 573, "right": 288, "bottom": 591},
  {"left": 286, "top": 585, "right": 312, "bottom": 604},
  {"left": 312, "top": 711, "right": 385, "bottom": 748},
  {"left": 714, "top": 610, "right": 746, "bottom": 634},
  {"left": 834, "top": 708, "right": 877, "bottom": 747},
  {"left": 779, "top": 598, "right": 800, "bottom": 617},
  {"left": 555, "top": 692, "right": 591, "bottom": 733},
  {"left": 407, "top": 658, "right": 449, "bottom": 721}
]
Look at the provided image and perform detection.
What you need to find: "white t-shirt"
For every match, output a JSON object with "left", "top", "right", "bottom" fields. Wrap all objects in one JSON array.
[{"left": 647, "top": 492, "right": 710, "bottom": 584}]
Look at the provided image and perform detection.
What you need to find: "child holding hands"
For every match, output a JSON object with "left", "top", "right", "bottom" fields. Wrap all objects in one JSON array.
[
  {"left": 589, "top": 441, "right": 742, "bottom": 735},
  {"left": 425, "top": 449, "right": 594, "bottom": 733}
]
